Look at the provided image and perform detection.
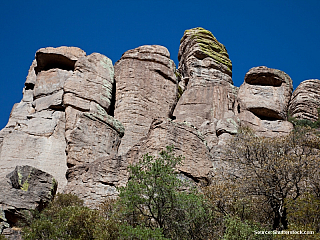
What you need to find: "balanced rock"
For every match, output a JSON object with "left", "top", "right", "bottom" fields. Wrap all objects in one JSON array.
[
  {"left": 288, "top": 79, "right": 320, "bottom": 121},
  {"left": 114, "top": 45, "right": 178, "bottom": 155},
  {"left": 0, "top": 166, "right": 57, "bottom": 233},
  {"left": 237, "top": 66, "right": 293, "bottom": 137},
  {"left": 173, "top": 27, "right": 239, "bottom": 151}
]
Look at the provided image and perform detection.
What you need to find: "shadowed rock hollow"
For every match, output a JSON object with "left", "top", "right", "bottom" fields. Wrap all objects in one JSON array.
[{"left": 0, "top": 28, "right": 319, "bottom": 227}]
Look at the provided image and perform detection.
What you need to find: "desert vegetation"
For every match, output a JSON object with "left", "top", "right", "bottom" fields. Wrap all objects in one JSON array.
[{"left": 19, "top": 127, "right": 320, "bottom": 239}]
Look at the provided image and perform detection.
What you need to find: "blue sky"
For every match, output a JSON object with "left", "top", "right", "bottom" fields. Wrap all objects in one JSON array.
[{"left": 0, "top": 0, "right": 319, "bottom": 129}]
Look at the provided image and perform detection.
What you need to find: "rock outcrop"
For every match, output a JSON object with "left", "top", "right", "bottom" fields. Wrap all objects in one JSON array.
[
  {"left": 0, "top": 46, "right": 124, "bottom": 194},
  {"left": 237, "top": 66, "right": 294, "bottom": 137},
  {"left": 288, "top": 79, "right": 320, "bottom": 121},
  {"left": 114, "top": 45, "right": 178, "bottom": 156},
  {"left": 65, "top": 155, "right": 128, "bottom": 207},
  {"left": 173, "top": 27, "right": 239, "bottom": 154},
  {"left": 0, "top": 166, "right": 57, "bottom": 233},
  {"left": 0, "top": 47, "right": 85, "bottom": 191},
  {"left": 0, "top": 27, "right": 319, "bottom": 226},
  {"left": 126, "top": 118, "right": 213, "bottom": 185}
]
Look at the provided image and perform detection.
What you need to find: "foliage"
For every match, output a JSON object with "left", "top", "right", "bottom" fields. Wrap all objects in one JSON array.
[
  {"left": 223, "top": 215, "right": 272, "bottom": 240},
  {"left": 22, "top": 193, "right": 120, "bottom": 240},
  {"left": 224, "top": 127, "right": 320, "bottom": 230},
  {"left": 118, "top": 145, "right": 216, "bottom": 239}
]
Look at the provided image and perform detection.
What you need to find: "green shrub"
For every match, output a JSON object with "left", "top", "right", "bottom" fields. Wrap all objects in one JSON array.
[
  {"left": 223, "top": 215, "right": 272, "bottom": 240},
  {"left": 118, "top": 146, "right": 216, "bottom": 239},
  {"left": 22, "top": 193, "right": 120, "bottom": 240}
]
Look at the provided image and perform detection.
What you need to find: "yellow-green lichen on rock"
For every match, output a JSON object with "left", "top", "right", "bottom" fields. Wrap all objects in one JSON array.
[
  {"left": 18, "top": 169, "right": 31, "bottom": 191},
  {"left": 182, "top": 27, "right": 232, "bottom": 72}
]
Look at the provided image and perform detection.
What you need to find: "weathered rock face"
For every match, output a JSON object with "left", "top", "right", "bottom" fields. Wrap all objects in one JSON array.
[
  {"left": 63, "top": 52, "right": 121, "bottom": 168},
  {"left": 0, "top": 46, "right": 123, "bottom": 194},
  {"left": 65, "top": 155, "right": 128, "bottom": 207},
  {"left": 237, "top": 66, "right": 294, "bottom": 137},
  {"left": 126, "top": 118, "right": 213, "bottom": 185},
  {"left": 114, "top": 45, "right": 178, "bottom": 155},
  {"left": 173, "top": 27, "right": 239, "bottom": 151},
  {"left": 0, "top": 166, "right": 57, "bottom": 233},
  {"left": 1, "top": 27, "right": 319, "bottom": 216},
  {"left": 288, "top": 79, "right": 320, "bottom": 121},
  {"left": 0, "top": 47, "right": 85, "bottom": 191}
]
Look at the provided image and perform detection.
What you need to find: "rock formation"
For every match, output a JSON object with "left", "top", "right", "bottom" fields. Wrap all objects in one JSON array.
[
  {"left": 237, "top": 66, "right": 294, "bottom": 137},
  {"left": 0, "top": 27, "right": 319, "bottom": 234},
  {"left": 173, "top": 27, "right": 239, "bottom": 153},
  {"left": 0, "top": 46, "right": 124, "bottom": 195},
  {"left": 0, "top": 166, "right": 57, "bottom": 232},
  {"left": 288, "top": 79, "right": 320, "bottom": 121},
  {"left": 126, "top": 118, "right": 213, "bottom": 185},
  {"left": 114, "top": 45, "right": 178, "bottom": 155},
  {"left": 0, "top": 47, "right": 85, "bottom": 191}
]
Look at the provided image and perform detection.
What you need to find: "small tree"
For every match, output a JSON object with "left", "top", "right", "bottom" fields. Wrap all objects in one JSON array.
[
  {"left": 224, "top": 127, "right": 320, "bottom": 230},
  {"left": 118, "top": 146, "right": 216, "bottom": 239}
]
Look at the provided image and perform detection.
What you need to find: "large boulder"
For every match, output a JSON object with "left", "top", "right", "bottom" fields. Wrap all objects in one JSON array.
[
  {"left": 288, "top": 79, "right": 320, "bottom": 121},
  {"left": 173, "top": 27, "right": 239, "bottom": 151},
  {"left": 114, "top": 45, "right": 178, "bottom": 155},
  {"left": 0, "top": 166, "right": 57, "bottom": 233},
  {"left": 237, "top": 66, "right": 293, "bottom": 137}
]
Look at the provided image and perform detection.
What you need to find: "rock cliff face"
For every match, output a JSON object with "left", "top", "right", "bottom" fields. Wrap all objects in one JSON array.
[
  {"left": 0, "top": 27, "right": 319, "bottom": 231},
  {"left": 0, "top": 46, "right": 123, "bottom": 195},
  {"left": 114, "top": 45, "right": 178, "bottom": 156}
]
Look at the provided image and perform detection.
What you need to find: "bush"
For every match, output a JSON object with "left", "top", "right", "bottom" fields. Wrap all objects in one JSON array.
[
  {"left": 223, "top": 215, "right": 272, "bottom": 240},
  {"left": 118, "top": 145, "right": 216, "bottom": 239},
  {"left": 22, "top": 193, "right": 120, "bottom": 240}
]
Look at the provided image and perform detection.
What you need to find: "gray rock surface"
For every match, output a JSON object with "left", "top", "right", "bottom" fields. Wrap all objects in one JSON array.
[
  {"left": 0, "top": 46, "right": 121, "bottom": 195},
  {"left": 0, "top": 166, "right": 57, "bottom": 233},
  {"left": 65, "top": 155, "right": 128, "bottom": 207},
  {"left": 288, "top": 79, "right": 320, "bottom": 121}
]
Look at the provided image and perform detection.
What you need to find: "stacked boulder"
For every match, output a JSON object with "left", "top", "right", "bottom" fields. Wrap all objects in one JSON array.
[
  {"left": 173, "top": 28, "right": 239, "bottom": 169},
  {"left": 236, "top": 66, "right": 294, "bottom": 137},
  {"left": 114, "top": 45, "right": 178, "bottom": 156}
]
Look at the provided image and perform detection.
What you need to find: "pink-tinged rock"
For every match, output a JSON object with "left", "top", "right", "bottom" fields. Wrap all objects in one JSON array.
[
  {"left": 66, "top": 112, "right": 124, "bottom": 167},
  {"left": 126, "top": 118, "right": 213, "bottom": 185},
  {"left": 237, "top": 66, "right": 293, "bottom": 121},
  {"left": 0, "top": 46, "right": 87, "bottom": 193},
  {"left": 114, "top": 45, "right": 178, "bottom": 155},
  {"left": 35, "top": 46, "right": 86, "bottom": 73},
  {"left": 173, "top": 27, "right": 239, "bottom": 152},
  {"left": 65, "top": 155, "right": 128, "bottom": 207},
  {"left": 64, "top": 53, "right": 114, "bottom": 112},
  {"left": 288, "top": 79, "right": 320, "bottom": 121},
  {"left": 34, "top": 69, "right": 72, "bottom": 97},
  {"left": 236, "top": 66, "right": 293, "bottom": 137},
  {"left": 0, "top": 111, "right": 68, "bottom": 190}
]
